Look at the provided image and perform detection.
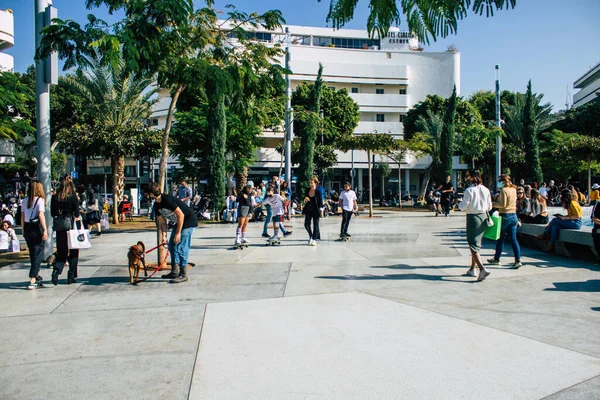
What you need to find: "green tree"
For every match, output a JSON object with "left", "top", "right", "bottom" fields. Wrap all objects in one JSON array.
[
  {"left": 297, "top": 64, "right": 324, "bottom": 193},
  {"left": 440, "top": 85, "right": 457, "bottom": 179},
  {"left": 57, "top": 52, "right": 160, "bottom": 224},
  {"left": 522, "top": 81, "right": 543, "bottom": 184},
  {"left": 0, "top": 71, "right": 35, "bottom": 140},
  {"left": 552, "top": 95, "right": 600, "bottom": 138},
  {"left": 338, "top": 133, "right": 395, "bottom": 217},
  {"left": 385, "top": 134, "right": 428, "bottom": 207},
  {"left": 458, "top": 123, "right": 501, "bottom": 169},
  {"left": 414, "top": 110, "right": 445, "bottom": 198},
  {"left": 320, "top": 0, "right": 516, "bottom": 44}
]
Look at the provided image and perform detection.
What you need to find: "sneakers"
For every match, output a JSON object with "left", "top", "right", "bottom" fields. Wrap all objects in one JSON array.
[
  {"left": 242, "top": 238, "right": 250, "bottom": 244},
  {"left": 283, "top": 231, "right": 292, "bottom": 237},
  {"left": 511, "top": 261, "right": 523, "bottom": 269},
  {"left": 235, "top": 238, "right": 242, "bottom": 245},
  {"left": 262, "top": 232, "right": 270, "bottom": 238},
  {"left": 487, "top": 258, "right": 501, "bottom": 265},
  {"left": 268, "top": 236, "right": 279, "bottom": 243},
  {"left": 307, "top": 239, "right": 312, "bottom": 246},
  {"left": 345, "top": 233, "right": 351, "bottom": 237},
  {"left": 477, "top": 269, "right": 491, "bottom": 282},
  {"left": 465, "top": 269, "right": 477, "bottom": 277},
  {"left": 310, "top": 239, "right": 317, "bottom": 246}
]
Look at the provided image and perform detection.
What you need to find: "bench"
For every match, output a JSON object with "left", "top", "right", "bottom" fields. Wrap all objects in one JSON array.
[{"left": 517, "top": 223, "right": 596, "bottom": 259}]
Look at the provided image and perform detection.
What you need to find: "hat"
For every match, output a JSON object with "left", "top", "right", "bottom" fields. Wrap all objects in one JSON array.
[{"left": 592, "top": 183, "right": 600, "bottom": 190}]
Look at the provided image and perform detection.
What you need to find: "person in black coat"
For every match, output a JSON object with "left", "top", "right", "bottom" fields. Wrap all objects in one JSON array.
[
  {"left": 303, "top": 176, "right": 323, "bottom": 246},
  {"left": 51, "top": 175, "right": 81, "bottom": 285}
]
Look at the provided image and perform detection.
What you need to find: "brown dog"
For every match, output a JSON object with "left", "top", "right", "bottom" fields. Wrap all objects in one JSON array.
[{"left": 127, "top": 241, "right": 147, "bottom": 285}]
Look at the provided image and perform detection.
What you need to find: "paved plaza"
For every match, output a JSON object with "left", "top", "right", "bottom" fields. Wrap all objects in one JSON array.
[{"left": 0, "top": 211, "right": 599, "bottom": 400}]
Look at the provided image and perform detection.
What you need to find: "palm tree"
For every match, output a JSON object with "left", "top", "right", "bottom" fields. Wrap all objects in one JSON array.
[
  {"left": 503, "top": 92, "right": 557, "bottom": 147},
  {"left": 415, "top": 110, "right": 445, "bottom": 198},
  {"left": 323, "top": 0, "right": 516, "bottom": 44},
  {"left": 60, "top": 52, "right": 157, "bottom": 224}
]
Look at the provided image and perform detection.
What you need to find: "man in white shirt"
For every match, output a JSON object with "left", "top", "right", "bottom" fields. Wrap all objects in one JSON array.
[{"left": 338, "top": 182, "right": 358, "bottom": 238}]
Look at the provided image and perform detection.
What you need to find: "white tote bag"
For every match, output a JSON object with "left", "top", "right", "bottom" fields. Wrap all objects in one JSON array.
[{"left": 67, "top": 220, "right": 92, "bottom": 250}]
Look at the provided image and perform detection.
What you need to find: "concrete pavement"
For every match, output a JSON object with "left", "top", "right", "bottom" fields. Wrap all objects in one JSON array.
[{"left": 0, "top": 211, "right": 599, "bottom": 400}]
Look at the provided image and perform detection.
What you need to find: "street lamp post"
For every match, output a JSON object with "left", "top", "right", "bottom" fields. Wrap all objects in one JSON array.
[
  {"left": 284, "top": 27, "right": 293, "bottom": 218},
  {"left": 495, "top": 65, "right": 502, "bottom": 188}
]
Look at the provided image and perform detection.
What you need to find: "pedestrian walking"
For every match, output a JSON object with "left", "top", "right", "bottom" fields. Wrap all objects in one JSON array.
[
  {"left": 303, "top": 177, "right": 323, "bottom": 246},
  {"left": 51, "top": 175, "right": 81, "bottom": 285},
  {"left": 458, "top": 170, "right": 492, "bottom": 282},
  {"left": 436, "top": 175, "right": 454, "bottom": 217},
  {"left": 177, "top": 180, "right": 193, "bottom": 207},
  {"left": 21, "top": 180, "right": 48, "bottom": 290},
  {"left": 487, "top": 174, "right": 522, "bottom": 268},
  {"left": 339, "top": 182, "right": 358, "bottom": 239}
]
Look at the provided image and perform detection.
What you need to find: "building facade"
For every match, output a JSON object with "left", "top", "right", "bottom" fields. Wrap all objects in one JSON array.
[
  {"left": 151, "top": 24, "right": 464, "bottom": 198},
  {"left": 573, "top": 61, "right": 600, "bottom": 108},
  {"left": 0, "top": 8, "right": 14, "bottom": 72}
]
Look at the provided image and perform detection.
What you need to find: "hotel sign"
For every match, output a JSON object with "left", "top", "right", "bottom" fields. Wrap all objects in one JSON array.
[{"left": 381, "top": 31, "right": 414, "bottom": 50}]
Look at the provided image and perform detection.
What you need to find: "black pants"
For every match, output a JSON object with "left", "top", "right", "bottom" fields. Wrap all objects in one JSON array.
[
  {"left": 55, "top": 230, "right": 80, "bottom": 278},
  {"left": 441, "top": 198, "right": 451, "bottom": 215},
  {"left": 593, "top": 228, "right": 600, "bottom": 260},
  {"left": 304, "top": 212, "right": 320, "bottom": 240},
  {"left": 25, "top": 236, "right": 44, "bottom": 278},
  {"left": 340, "top": 210, "right": 353, "bottom": 236}
]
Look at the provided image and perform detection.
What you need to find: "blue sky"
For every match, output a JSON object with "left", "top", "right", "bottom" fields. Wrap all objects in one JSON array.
[{"left": 2, "top": 0, "right": 599, "bottom": 111}]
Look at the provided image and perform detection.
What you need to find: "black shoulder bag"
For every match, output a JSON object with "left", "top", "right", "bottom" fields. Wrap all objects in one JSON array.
[{"left": 24, "top": 198, "right": 44, "bottom": 241}]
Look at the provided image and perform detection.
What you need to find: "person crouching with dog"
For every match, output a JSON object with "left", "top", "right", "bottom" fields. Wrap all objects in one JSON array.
[
  {"left": 51, "top": 175, "right": 81, "bottom": 285},
  {"left": 145, "top": 182, "right": 197, "bottom": 283}
]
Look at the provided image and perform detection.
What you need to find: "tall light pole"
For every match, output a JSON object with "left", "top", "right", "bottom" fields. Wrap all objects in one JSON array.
[
  {"left": 284, "top": 27, "right": 293, "bottom": 214},
  {"left": 495, "top": 64, "right": 501, "bottom": 188},
  {"left": 35, "top": 0, "right": 57, "bottom": 258}
]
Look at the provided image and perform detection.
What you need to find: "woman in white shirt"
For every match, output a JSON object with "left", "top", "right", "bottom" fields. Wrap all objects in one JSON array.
[
  {"left": 20, "top": 180, "right": 48, "bottom": 290},
  {"left": 458, "top": 170, "right": 493, "bottom": 282},
  {"left": 0, "top": 225, "right": 9, "bottom": 253}
]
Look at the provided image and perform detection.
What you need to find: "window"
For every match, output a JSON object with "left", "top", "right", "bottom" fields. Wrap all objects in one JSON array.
[
  {"left": 124, "top": 165, "right": 137, "bottom": 178},
  {"left": 386, "top": 52, "right": 391, "bottom": 59},
  {"left": 399, "top": 115, "right": 405, "bottom": 123},
  {"left": 376, "top": 114, "right": 385, "bottom": 122},
  {"left": 351, "top": 87, "right": 359, "bottom": 94},
  {"left": 399, "top": 89, "right": 407, "bottom": 95},
  {"left": 376, "top": 88, "right": 384, "bottom": 95},
  {"left": 89, "top": 167, "right": 104, "bottom": 175}
]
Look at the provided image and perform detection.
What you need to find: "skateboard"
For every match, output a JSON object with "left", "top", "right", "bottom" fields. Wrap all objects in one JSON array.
[
  {"left": 233, "top": 243, "right": 248, "bottom": 250},
  {"left": 266, "top": 239, "right": 281, "bottom": 246},
  {"left": 337, "top": 235, "right": 350, "bottom": 242}
]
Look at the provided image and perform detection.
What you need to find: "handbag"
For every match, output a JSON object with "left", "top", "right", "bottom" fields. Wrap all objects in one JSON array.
[
  {"left": 23, "top": 198, "right": 43, "bottom": 240},
  {"left": 53, "top": 208, "right": 72, "bottom": 232},
  {"left": 67, "top": 220, "right": 92, "bottom": 250},
  {"left": 485, "top": 211, "right": 494, "bottom": 227},
  {"left": 483, "top": 213, "right": 502, "bottom": 241}
]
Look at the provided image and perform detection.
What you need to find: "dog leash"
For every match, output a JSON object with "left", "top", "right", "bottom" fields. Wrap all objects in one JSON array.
[{"left": 135, "top": 242, "right": 169, "bottom": 283}]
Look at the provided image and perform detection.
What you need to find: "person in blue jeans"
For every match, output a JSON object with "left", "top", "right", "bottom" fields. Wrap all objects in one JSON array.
[
  {"left": 146, "top": 182, "right": 197, "bottom": 283},
  {"left": 488, "top": 174, "right": 522, "bottom": 268},
  {"left": 537, "top": 190, "right": 583, "bottom": 253}
]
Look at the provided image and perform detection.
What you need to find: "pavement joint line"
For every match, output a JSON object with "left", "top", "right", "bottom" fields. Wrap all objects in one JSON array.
[
  {"left": 360, "top": 290, "right": 600, "bottom": 361},
  {"left": 540, "top": 373, "right": 600, "bottom": 399},
  {"left": 187, "top": 303, "right": 208, "bottom": 400},
  {"left": 47, "top": 302, "right": 206, "bottom": 316},
  {"left": 281, "top": 262, "right": 293, "bottom": 298},
  {"left": 49, "top": 284, "right": 84, "bottom": 314}
]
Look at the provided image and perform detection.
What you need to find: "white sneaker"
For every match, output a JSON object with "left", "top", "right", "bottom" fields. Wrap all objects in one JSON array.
[
  {"left": 477, "top": 269, "right": 491, "bottom": 282},
  {"left": 512, "top": 261, "right": 522, "bottom": 269},
  {"left": 235, "top": 238, "right": 241, "bottom": 245},
  {"left": 310, "top": 239, "right": 317, "bottom": 246},
  {"left": 307, "top": 239, "right": 312, "bottom": 246},
  {"left": 242, "top": 238, "right": 251, "bottom": 244},
  {"left": 465, "top": 269, "right": 476, "bottom": 277},
  {"left": 268, "top": 236, "right": 278, "bottom": 242}
]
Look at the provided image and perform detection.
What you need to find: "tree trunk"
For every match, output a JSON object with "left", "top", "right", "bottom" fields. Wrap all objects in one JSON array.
[
  {"left": 158, "top": 83, "right": 184, "bottom": 192},
  {"left": 419, "top": 165, "right": 432, "bottom": 201},
  {"left": 368, "top": 150, "right": 373, "bottom": 217},
  {"left": 111, "top": 155, "right": 125, "bottom": 225},
  {"left": 398, "top": 165, "right": 402, "bottom": 208},
  {"left": 588, "top": 155, "right": 592, "bottom": 196}
]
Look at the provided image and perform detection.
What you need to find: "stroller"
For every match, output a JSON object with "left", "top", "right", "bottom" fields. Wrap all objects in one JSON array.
[{"left": 194, "top": 195, "right": 212, "bottom": 220}]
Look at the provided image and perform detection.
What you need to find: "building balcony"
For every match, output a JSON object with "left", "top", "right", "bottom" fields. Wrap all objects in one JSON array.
[
  {"left": 349, "top": 93, "right": 409, "bottom": 112},
  {"left": 355, "top": 121, "right": 403, "bottom": 136},
  {"left": 0, "top": 9, "right": 14, "bottom": 52}
]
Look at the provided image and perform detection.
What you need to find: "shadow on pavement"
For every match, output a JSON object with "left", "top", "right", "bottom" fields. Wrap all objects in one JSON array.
[
  {"left": 545, "top": 280, "right": 600, "bottom": 293},
  {"left": 314, "top": 273, "right": 475, "bottom": 283}
]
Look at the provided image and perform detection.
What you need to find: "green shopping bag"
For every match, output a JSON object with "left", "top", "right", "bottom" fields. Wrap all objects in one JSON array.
[{"left": 483, "top": 214, "right": 502, "bottom": 241}]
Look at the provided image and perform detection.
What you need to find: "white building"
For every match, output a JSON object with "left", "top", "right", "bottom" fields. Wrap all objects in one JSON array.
[
  {"left": 0, "top": 8, "right": 14, "bottom": 72},
  {"left": 573, "top": 61, "right": 600, "bottom": 108},
  {"left": 151, "top": 24, "right": 464, "bottom": 197}
]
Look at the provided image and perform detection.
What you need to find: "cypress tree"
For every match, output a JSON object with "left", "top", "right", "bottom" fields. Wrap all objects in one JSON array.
[
  {"left": 207, "top": 69, "right": 228, "bottom": 215},
  {"left": 440, "top": 85, "right": 457, "bottom": 180},
  {"left": 298, "top": 64, "right": 324, "bottom": 193},
  {"left": 523, "top": 80, "right": 543, "bottom": 184}
]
